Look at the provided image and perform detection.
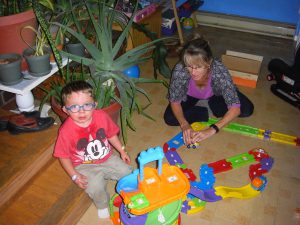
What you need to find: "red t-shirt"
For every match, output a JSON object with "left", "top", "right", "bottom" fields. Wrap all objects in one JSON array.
[{"left": 53, "top": 109, "right": 119, "bottom": 167}]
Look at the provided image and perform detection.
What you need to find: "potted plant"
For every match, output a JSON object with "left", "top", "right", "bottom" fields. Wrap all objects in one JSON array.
[
  {"left": 21, "top": 0, "right": 69, "bottom": 76},
  {"left": 22, "top": 24, "right": 52, "bottom": 76},
  {"left": 40, "top": 0, "right": 169, "bottom": 142},
  {"left": 0, "top": 0, "right": 54, "bottom": 70},
  {"left": 53, "top": 0, "right": 87, "bottom": 57}
]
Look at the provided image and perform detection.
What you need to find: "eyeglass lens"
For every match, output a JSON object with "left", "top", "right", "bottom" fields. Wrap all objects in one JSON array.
[{"left": 66, "top": 103, "right": 95, "bottom": 113}]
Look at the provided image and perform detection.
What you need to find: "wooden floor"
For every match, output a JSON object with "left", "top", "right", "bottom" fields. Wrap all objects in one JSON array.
[
  {"left": 1, "top": 24, "right": 299, "bottom": 225},
  {"left": 0, "top": 109, "right": 91, "bottom": 225},
  {"left": 78, "top": 26, "right": 300, "bottom": 225}
]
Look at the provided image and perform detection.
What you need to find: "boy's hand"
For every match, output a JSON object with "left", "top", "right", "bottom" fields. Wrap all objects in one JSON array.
[
  {"left": 121, "top": 152, "right": 131, "bottom": 165},
  {"left": 73, "top": 173, "right": 88, "bottom": 189}
]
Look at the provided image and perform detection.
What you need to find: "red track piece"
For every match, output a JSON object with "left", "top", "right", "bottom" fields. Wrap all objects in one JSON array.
[
  {"left": 249, "top": 148, "right": 269, "bottom": 161},
  {"left": 163, "top": 143, "right": 170, "bottom": 153},
  {"left": 208, "top": 159, "right": 232, "bottom": 174},
  {"left": 181, "top": 168, "right": 197, "bottom": 181},
  {"left": 249, "top": 163, "right": 268, "bottom": 180}
]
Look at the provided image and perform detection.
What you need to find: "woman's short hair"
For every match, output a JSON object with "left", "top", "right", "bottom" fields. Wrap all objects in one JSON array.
[{"left": 180, "top": 33, "right": 213, "bottom": 67}]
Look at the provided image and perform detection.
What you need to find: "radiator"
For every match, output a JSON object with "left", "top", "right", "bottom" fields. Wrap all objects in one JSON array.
[{"left": 194, "top": 11, "right": 296, "bottom": 40}]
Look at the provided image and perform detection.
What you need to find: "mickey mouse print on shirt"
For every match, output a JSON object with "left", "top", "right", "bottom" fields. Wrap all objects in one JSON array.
[{"left": 77, "top": 128, "right": 110, "bottom": 164}]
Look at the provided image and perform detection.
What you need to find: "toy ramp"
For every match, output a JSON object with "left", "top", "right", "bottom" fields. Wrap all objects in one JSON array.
[
  {"left": 189, "top": 186, "right": 222, "bottom": 202},
  {"left": 215, "top": 184, "right": 260, "bottom": 199}
]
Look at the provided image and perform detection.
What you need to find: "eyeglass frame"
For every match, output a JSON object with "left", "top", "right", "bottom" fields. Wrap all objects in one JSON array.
[
  {"left": 64, "top": 102, "right": 96, "bottom": 113},
  {"left": 185, "top": 65, "right": 210, "bottom": 71}
]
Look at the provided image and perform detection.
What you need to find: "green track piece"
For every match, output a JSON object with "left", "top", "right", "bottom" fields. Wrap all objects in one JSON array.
[
  {"left": 190, "top": 198, "right": 207, "bottom": 207},
  {"left": 224, "top": 123, "right": 259, "bottom": 137},
  {"left": 175, "top": 163, "right": 187, "bottom": 169},
  {"left": 207, "top": 118, "right": 218, "bottom": 125},
  {"left": 226, "top": 152, "right": 255, "bottom": 169},
  {"left": 205, "top": 118, "right": 259, "bottom": 137}
]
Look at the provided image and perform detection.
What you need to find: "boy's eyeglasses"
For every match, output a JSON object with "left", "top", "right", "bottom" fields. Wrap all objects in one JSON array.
[{"left": 65, "top": 103, "right": 96, "bottom": 113}]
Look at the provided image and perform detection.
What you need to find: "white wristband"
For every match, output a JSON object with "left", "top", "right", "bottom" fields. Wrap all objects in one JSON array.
[{"left": 71, "top": 174, "right": 78, "bottom": 181}]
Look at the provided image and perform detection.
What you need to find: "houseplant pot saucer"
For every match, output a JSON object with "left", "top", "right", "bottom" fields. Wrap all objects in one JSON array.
[
  {"left": 0, "top": 74, "right": 23, "bottom": 86},
  {"left": 28, "top": 66, "right": 51, "bottom": 77}
]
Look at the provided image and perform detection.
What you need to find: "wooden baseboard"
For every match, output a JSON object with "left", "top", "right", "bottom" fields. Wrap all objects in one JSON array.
[{"left": 194, "top": 11, "right": 295, "bottom": 39}]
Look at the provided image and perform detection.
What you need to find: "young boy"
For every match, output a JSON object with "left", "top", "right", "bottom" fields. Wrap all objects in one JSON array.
[{"left": 53, "top": 80, "right": 132, "bottom": 219}]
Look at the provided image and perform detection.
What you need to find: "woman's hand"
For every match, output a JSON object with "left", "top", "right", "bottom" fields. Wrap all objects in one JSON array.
[
  {"left": 121, "top": 151, "right": 131, "bottom": 165},
  {"left": 73, "top": 173, "right": 88, "bottom": 189},
  {"left": 191, "top": 127, "right": 216, "bottom": 143},
  {"left": 181, "top": 123, "right": 194, "bottom": 145}
]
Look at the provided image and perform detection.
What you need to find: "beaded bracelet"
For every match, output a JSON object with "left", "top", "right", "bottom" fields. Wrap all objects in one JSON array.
[{"left": 71, "top": 174, "right": 78, "bottom": 182}]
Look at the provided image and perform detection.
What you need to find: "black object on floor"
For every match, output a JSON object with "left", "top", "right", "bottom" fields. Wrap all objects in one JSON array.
[
  {"left": 0, "top": 110, "right": 41, "bottom": 131},
  {"left": 6, "top": 112, "right": 54, "bottom": 134},
  {"left": 267, "top": 44, "right": 300, "bottom": 108},
  {"left": 0, "top": 116, "right": 9, "bottom": 131},
  {"left": 270, "top": 84, "right": 300, "bottom": 109}
]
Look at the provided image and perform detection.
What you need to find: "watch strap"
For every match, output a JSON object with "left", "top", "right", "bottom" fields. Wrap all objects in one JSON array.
[{"left": 209, "top": 124, "right": 219, "bottom": 133}]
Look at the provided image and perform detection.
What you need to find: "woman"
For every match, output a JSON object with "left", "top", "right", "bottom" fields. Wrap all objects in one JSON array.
[{"left": 164, "top": 35, "right": 254, "bottom": 145}]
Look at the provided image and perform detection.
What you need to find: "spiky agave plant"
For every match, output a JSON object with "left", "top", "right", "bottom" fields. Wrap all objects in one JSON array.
[{"left": 52, "top": 0, "right": 169, "bottom": 143}]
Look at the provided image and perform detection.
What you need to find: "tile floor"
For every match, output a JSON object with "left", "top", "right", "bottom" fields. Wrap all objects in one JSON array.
[{"left": 77, "top": 26, "right": 300, "bottom": 225}]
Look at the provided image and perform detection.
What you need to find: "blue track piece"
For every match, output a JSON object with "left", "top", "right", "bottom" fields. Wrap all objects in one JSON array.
[
  {"left": 165, "top": 150, "right": 184, "bottom": 166},
  {"left": 190, "top": 164, "right": 216, "bottom": 190},
  {"left": 200, "top": 164, "right": 214, "bottom": 177},
  {"left": 190, "top": 178, "right": 215, "bottom": 190},
  {"left": 166, "top": 132, "right": 184, "bottom": 150}
]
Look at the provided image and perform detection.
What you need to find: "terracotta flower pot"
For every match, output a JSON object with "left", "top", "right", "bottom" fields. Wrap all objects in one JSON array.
[{"left": 0, "top": 10, "right": 37, "bottom": 71}]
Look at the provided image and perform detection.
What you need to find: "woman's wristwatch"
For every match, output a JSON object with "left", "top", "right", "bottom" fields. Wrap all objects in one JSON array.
[{"left": 209, "top": 124, "right": 219, "bottom": 133}]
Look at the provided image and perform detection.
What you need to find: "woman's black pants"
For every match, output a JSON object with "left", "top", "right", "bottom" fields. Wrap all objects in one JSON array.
[{"left": 164, "top": 91, "right": 254, "bottom": 126}]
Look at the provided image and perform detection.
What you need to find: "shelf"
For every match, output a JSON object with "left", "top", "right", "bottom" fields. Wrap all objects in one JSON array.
[{"left": 0, "top": 58, "right": 68, "bottom": 95}]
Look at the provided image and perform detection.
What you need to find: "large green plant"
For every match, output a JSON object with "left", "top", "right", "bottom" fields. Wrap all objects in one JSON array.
[{"left": 50, "top": 0, "right": 169, "bottom": 142}]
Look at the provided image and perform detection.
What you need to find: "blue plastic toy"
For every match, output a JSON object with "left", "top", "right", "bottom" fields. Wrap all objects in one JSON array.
[{"left": 123, "top": 65, "right": 140, "bottom": 78}]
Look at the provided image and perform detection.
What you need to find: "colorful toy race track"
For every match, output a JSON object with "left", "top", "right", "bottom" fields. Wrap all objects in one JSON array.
[
  {"left": 163, "top": 131, "right": 274, "bottom": 214},
  {"left": 111, "top": 147, "right": 189, "bottom": 225},
  {"left": 192, "top": 118, "right": 300, "bottom": 147},
  {"left": 110, "top": 126, "right": 275, "bottom": 223}
]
